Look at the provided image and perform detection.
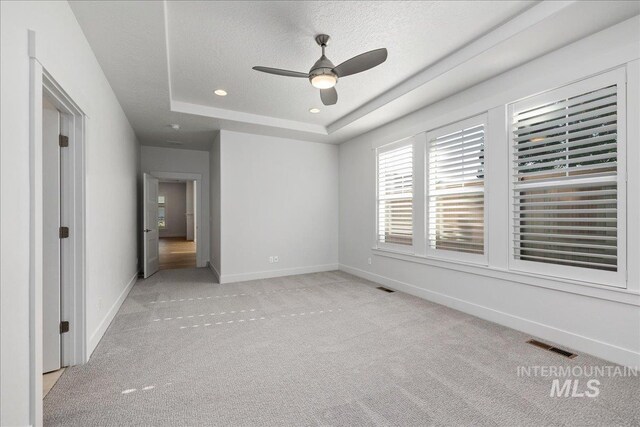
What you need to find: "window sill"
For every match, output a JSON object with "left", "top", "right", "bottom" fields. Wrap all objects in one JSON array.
[{"left": 371, "top": 247, "right": 640, "bottom": 306}]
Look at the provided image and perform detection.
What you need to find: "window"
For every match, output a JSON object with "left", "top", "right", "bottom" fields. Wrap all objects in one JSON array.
[
  {"left": 510, "top": 69, "right": 626, "bottom": 286},
  {"left": 377, "top": 141, "right": 413, "bottom": 247},
  {"left": 158, "top": 195, "right": 166, "bottom": 229},
  {"left": 427, "top": 116, "right": 486, "bottom": 262}
]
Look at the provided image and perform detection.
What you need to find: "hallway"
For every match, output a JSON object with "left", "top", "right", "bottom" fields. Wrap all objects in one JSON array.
[
  {"left": 43, "top": 269, "right": 639, "bottom": 426},
  {"left": 159, "top": 237, "right": 196, "bottom": 270}
]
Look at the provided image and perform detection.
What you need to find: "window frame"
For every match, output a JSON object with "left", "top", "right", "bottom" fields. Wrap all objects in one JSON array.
[
  {"left": 375, "top": 137, "right": 420, "bottom": 254},
  {"left": 158, "top": 195, "right": 167, "bottom": 230},
  {"left": 507, "top": 68, "right": 627, "bottom": 288},
  {"left": 425, "top": 114, "right": 489, "bottom": 265}
]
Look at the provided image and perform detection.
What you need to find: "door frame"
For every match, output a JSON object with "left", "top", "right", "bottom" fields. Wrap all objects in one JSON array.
[
  {"left": 151, "top": 171, "right": 205, "bottom": 267},
  {"left": 29, "top": 31, "right": 87, "bottom": 425}
]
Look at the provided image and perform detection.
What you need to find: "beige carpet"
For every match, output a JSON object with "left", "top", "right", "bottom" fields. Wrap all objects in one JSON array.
[{"left": 44, "top": 269, "right": 639, "bottom": 426}]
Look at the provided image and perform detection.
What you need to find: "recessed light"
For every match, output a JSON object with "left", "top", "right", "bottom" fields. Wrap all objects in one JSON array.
[
  {"left": 309, "top": 108, "right": 320, "bottom": 114},
  {"left": 214, "top": 89, "right": 228, "bottom": 96},
  {"left": 169, "top": 124, "right": 180, "bottom": 130}
]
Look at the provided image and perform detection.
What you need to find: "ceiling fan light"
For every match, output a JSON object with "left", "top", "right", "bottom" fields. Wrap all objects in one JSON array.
[{"left": 311, "top": 74, "right": 337, "bottom": 89}]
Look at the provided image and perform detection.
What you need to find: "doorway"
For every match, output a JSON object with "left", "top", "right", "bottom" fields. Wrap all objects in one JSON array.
[
  {"left": 143, "top": 172, "right": 203, "bottom": 278},
  {"left": 31, "top": 69, "right": 87, "bottom": 420},
  {"left": 158, "top": 179, "right": 197, "bottom": 270}
]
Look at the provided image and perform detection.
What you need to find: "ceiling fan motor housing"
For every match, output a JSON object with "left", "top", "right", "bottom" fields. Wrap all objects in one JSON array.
[{"left": 309, "top": 55, "right": 338, "bottom": 88}]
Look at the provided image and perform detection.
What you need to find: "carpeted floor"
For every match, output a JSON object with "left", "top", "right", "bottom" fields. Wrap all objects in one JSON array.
[{"left": 44, "top": 269, "right": 639, "bottom": 426}]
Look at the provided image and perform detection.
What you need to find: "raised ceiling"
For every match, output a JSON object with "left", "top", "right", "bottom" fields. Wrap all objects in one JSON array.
[
  {"left": 167, "top": 1, "right": 532, "bottom": 126},
  {"left": 69, "top": 1, "right": 640, "bottom": 149}
]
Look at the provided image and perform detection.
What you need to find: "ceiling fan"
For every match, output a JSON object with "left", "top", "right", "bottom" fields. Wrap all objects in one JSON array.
[{"left": 252, "top": 34, "right": 387, "bottom": 106}]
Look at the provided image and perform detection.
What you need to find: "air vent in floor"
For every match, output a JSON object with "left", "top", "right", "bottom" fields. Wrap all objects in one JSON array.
[
  {"left": 376, "top": 286, "right": 395, "bottom": 293},
  {"left": 527, "top": 339, "right": 577, "bottom": 359}
]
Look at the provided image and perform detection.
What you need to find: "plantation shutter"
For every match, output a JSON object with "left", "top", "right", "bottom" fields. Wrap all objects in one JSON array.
[
  {"left": 428, "top": 119, "right": 485, "bottom": 256},
  {"left": 512, "top": 78, "right": 620, "bottom": 272},
  {"left": 378, "top": 143, "right": 413, "bottom": 246}
]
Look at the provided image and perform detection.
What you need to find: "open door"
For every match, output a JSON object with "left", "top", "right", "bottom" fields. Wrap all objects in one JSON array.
[
  {"left": 42, "top": 98, "right": 62, "bottom": 373},
  {"left": 143, "top": 173, "right": 160, "bottom": 278}
]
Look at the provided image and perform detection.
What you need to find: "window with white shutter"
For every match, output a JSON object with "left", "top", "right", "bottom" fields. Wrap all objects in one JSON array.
[
  {"left": 426, "top": 115, "right": 487, "bottom": 262},
  {"left": 377, "top": 141, "right": 413, "bottom": 247},
  {"left": 509, "top": 69, "right": 626, "bottom": 286}
]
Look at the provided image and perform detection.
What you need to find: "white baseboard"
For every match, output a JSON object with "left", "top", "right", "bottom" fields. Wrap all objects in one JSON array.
[
  {"left": 339, "top": 264, "right": 640, "bottom": 369},
  {"left": 87, "top": 271, "right": 137, "bottom": 356},
  {"left": 220, "top": 263, "right": 339, "bottom": 284},
  {"left": 207, "top": 261, "right": 220, "bottom": 283}
]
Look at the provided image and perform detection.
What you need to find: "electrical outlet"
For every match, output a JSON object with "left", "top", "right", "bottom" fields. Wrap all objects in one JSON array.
[
  {"left": 274, "top": 256, "right": 279, "bottom": 263},
  {"left": 269, "top": 256, "right": 274, "bottom": 263},
  {"left": 368, "top": 257, "right": 372, "bottom": 265}
]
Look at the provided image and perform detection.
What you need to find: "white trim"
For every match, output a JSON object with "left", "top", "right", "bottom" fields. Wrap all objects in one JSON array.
[
  {"left": 371, "top": 247, "right": 640, "bottom": 306},
  {"left": 28, "top": 30, "right": 88, "bottom": 426},
  {"left": 150, "top": 171, "right": 205, "bottom": 267},
  {"left": 171, "top": 100, "right": 327, "bottom": 135},
  {"left": 220, "top": 264, "right": 339, "bottom": 284},
  {"left": 339, "top": 264, "right": 640, "bottom": 369},
  {"left": 87, "top": 272, "right": 137, "bottom": 355},
  {"left": 375, "top": 138, "right": 416, "bottom": 249},
  {"left": 28, "top": 54, "right": 44, "bottom": 427},
  {"left": 207, "top": 261, "right": 220, "bottom": 283},
  {"left": 42, "top": 73, "right": 88, "bottom": 369},
  {"left": 625, "top": 59, "right": 640, "bottom": 294},
  {"left": 373, "top": 135, "right": 415, "bottom": 152}
]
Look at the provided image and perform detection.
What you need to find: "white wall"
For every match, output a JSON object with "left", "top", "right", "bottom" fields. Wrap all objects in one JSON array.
[
  {"left": 0, "top": 1, "right": 140, "bottom": 425},
  {"left": 209, "top": 132, "right": 221, "bottom": 279},
  {"left": 141, "top": 146, "right": 210, "bottom": 264},
  {"left": 218, "top": 130, "right": 339, "bottom": 283},
  {"left": 339, "top": 17, "right": 640, "bottom": 368},
  {"left": 159, "top": 182, "right": 187, "bottom": 238}
]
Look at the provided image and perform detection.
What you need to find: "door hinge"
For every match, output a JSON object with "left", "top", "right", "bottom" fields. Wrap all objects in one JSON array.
[
  {"left": 60, "top": 321, "right": 70, "bottom": 334},
  {"left": 59, "top": 134, "right": 69, "bottom": 147},
  {"left": 59, "top": 226, "right": 70, "bottom": 238}
]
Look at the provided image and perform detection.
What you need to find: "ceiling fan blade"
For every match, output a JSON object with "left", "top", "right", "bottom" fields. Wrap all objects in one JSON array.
[
  {"left": 333, "top": 48, "right": 387, "bottom": 78},
  {"left": 320, "top": 87, "right": 338, "bottom": 106},
  {"left": 252, "top": 66, "right": 309, "bottom": 78}
]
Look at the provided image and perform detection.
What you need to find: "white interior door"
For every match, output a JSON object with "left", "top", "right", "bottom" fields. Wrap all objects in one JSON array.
[
  {"left": 42, "top": 98, "right": 61, "bottom": 373},
  {"left": 143, "top": 173, "right": 160, "bottom": 278}
]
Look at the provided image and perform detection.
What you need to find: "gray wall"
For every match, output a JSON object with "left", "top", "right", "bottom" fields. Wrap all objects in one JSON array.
[
  {"left": 209, "top": 132, "right": 221, "bottom": 279},
  {"left": 217, "top": 130, "right": 339, "bottom": 283}
]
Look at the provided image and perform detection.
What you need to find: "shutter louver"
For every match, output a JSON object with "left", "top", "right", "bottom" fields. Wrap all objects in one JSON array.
[
  {"left": 512, "top": 83, "right": 618, "bottom": 272},
  {"left": 378, "top": 144, "right": 413, "bottom": 245},
  {"left": 428, "top": 123, "right": 485, "bottom": 255}
]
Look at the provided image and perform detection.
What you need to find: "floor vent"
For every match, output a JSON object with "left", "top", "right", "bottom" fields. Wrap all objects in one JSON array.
[
  {"left": 376, "top": 286, "right": 395, "bottom": 293},
  {"left": 527, "top": 339, "right": 577, "bottom": 359}
]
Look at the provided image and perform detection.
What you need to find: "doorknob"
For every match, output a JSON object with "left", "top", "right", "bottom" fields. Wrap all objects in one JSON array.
[{"left": 144, "top": 229, "right": 152, "bottom": 233}]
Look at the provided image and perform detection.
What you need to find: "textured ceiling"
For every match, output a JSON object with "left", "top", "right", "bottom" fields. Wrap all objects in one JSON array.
[
  {"left": 167, "top": 1, "right": 534, "bottom": 127},
  {"left": 69, "top": 1, "right": 639, "bottom": 150}
]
